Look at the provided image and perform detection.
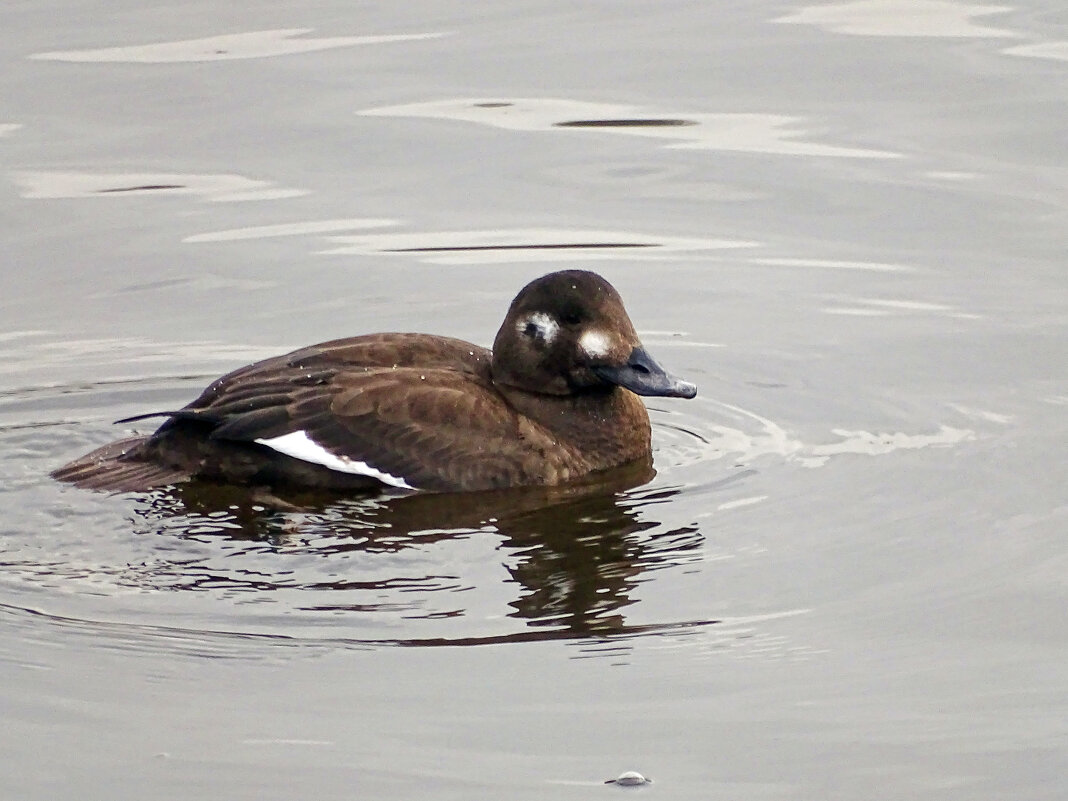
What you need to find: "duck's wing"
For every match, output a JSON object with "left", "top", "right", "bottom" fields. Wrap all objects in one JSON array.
[
  {"left": 153, "top": 333, "right": 491, "bottom": 419},
  {"left": 155, "top": 362, "right": 563, "bottom": 492}
]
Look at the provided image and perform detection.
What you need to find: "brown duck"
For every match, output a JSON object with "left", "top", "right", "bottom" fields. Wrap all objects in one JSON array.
[{"left": 52, "top": 270, "right": 697, "bottom": 493}]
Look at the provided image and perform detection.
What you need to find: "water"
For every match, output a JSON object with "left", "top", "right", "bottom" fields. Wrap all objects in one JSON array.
[{"left": 2, "top": 1, "right": 1066, "bottom": 798}]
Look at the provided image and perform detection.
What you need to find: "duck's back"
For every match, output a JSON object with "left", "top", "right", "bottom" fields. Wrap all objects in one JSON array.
[{"left": 270, "top": 332, "right": 492, "bottom": 375}]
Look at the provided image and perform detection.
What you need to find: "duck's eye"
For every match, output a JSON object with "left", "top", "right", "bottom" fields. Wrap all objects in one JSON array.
[{"left": 560, "top": 308, "right": 584, "bottom": 326}]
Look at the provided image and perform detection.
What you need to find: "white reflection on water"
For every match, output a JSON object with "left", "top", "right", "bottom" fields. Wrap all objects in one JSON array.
[
  {"left": 774, "top": 0, "right": 1018, "bottom": 38},
  {"left": 651, "top": 399, "right": 979, "bottom": 473},
  {"left": 0, "top": 123, "right": 19, "bottom": 137},
  {"left": 359, "top": 98, "right": 899, "bottom": 159},
  {"left": 29, "top": 28, "right": 446, "bottom": 63},
  {"left": 946, "top": 404, "right": 1015, "bottom": 424},
  {"left": 652, "top": 399, "right": 805, "bottom": 470},
  {"left": 799, "top": 425, "right": 975, "bottom": 466},
  {"left": 839, "top": 298, "right": 954, "bottom": 311},
  {"left": 819, "top": 294, "right": 981, "bottom": 318},
  {"left": 1004, "top": 41, "right": 1068, "bottom": 62},
  {"left": 185, "top": 222, "right": 756, "bottom": 263},
  {"left": 14, "top": 171, "right": 306, "bottom": 202},
  {"left": 751, "top": 256, "right": 916, "bottom": 273},
  {"left": 319, "top": 227, "right": 756, "bottom": 264},
  {"left": 184, "top": 219, "right": 398, "bottom": 243},
  {"left": 716, "top": 496, "right": 768, "bottom": 511}
]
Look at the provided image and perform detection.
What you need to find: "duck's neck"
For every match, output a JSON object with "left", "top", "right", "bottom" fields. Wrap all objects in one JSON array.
[{"left": 496, "top": 384, "right": 652, "bottom": 470}]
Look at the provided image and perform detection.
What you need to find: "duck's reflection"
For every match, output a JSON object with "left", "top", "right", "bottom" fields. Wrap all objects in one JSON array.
[{"left": 131, "top": 461, "right": 712, "bottom": 645}]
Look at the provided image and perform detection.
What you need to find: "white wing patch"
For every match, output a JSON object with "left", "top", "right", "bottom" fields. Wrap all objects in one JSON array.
[
  {"left": 254, "top": 430, "right": 416, "bottom": 490},
  {"left": 518, "top": 311, "right": 560, "bottom": 345},
  {"left": 579, "top": 329, "right": 613, "bottom": 359}
]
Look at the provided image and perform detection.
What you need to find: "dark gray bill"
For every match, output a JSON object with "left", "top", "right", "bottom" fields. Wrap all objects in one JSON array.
[{"left": 593, "top": 345, "right": 697, "bottom": 398}]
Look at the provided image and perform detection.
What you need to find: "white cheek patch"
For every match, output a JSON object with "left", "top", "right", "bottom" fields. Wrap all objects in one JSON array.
[
  {"left": 518, "top": 311, "right": 560, "bottom": 345},
  {"left": 254, "top": 430, "right": 416, "bottom": 491},
  {"left": 579, "top": 329, "right": 613, "bottom": 359}
]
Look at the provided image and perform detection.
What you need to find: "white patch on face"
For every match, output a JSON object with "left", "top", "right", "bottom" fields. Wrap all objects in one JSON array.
[
  {"left": 518, "top": 311, "right": 560, "bottom": 345},
  {"left": 579, "top": 329, "right": 613, "bottom": 359},
  {"left": 254, "top": 430, "right": 415, "bottom": 490}
]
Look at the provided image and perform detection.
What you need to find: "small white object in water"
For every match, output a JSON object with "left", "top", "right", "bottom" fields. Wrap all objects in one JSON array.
[{"left": 605, "top": 770, "right": 652, "bottom": 786}]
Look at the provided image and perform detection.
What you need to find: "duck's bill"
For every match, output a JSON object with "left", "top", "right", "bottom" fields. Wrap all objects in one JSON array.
[{"left": 593, "top": 345, "right": 697, "bottom": 399}]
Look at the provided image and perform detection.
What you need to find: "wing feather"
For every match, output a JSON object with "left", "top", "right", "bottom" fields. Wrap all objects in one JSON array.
[{"left": 159, "top": 342, "right": 565, "bottom": 491}]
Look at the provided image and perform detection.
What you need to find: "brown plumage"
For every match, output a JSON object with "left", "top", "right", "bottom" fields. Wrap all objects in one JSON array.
[{"left": 52, "top": 270, "right": 697, "bottom": 493}]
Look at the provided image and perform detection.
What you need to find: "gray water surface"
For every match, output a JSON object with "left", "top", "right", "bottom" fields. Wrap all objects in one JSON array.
[{"left": 1, "top": 2, "right": 1066, "bottom": 799}]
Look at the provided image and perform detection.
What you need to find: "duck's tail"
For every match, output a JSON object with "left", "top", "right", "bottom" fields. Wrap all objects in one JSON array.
[{"left": 50, "top": 436, "right": 192, "bottom": 492}]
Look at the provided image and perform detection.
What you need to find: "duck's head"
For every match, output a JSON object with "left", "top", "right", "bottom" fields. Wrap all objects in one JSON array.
[{"left": 491, "top": 270, "right": 697, "bottom": 399}]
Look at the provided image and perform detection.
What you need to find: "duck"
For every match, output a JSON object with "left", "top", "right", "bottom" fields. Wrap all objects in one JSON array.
[{"left": 52, "top": 269, "right": 697, "bottom": 494}]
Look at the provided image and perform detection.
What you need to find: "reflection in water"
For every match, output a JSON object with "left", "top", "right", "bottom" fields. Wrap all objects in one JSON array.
[
  {"left": 183, "top": 222, "right": 750, "bottom": 258},
  {"left": 97, "top": 184, "right": 186, "bottom": 193},
  {"left": 384, "top": 242, "right": 658, "bottom": 253},
  {"left": 15, "top": 170, "right": 306, "bottom": 202},
  {"left": 183, "top": 218, "right": 396, "bottom": 243},
  {"left": 359, "top": 98, "right": 899, "bottom": 158},
  {"left": 320, "top": 226, "right": 754, "bottom": 265},
  {"left": 501, "top": 485, "right": 703, "bottom": 637},
  {"left": 30, "top": 29, "right": 446, "bottom": 63},
  {"left": 555, "top": 119, "right": 697, "bottom": 128},
  {"left": 124, "top": 461, "right": 710, "bottom": 646},
  {"left": 774, "top": 0, "right": 1017, "bottom": 39},
  {"left": 1004, "top": 41, "right": 1068, "bottom": 63}
]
